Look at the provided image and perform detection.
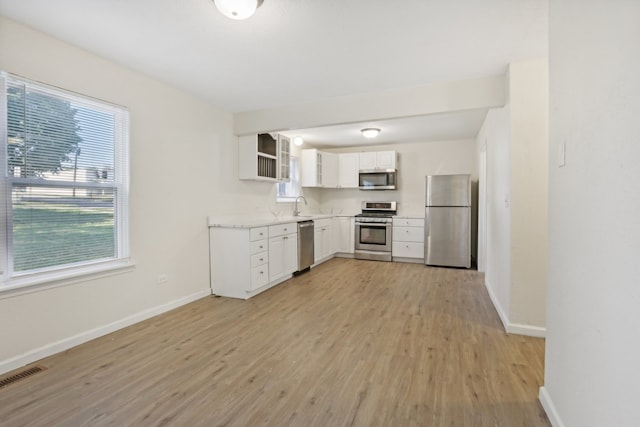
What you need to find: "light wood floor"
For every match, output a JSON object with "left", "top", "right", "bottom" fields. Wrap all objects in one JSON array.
[{"left": 0, "top": 258, "right": 549, "bottom": 426}]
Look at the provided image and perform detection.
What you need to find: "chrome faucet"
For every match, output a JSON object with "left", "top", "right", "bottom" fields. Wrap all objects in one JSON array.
[{"left": 294, "top": 195, "right": 307, "bottom": 216}]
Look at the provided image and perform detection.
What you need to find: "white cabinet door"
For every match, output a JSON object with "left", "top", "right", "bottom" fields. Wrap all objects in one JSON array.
[
  {"left": 301, "top": 149, "right": 320, "bottom": 187},
  {"left": 314, "top": 228, "right": 322, "bottom": 263},
  {"left": 250, "top": 264, "right": 269, "bottom": 290},
  {"left": 270, "top": 232, "right": 297, "bottom": 280},
  {"left": 284, "top": 234, "right": 298, "bottom": 274},
  {"left": 376, "top": 151, "right": 397, "bottom": 169},
  {"left": 359, "top": 152, "right": 376, "bottom": 170},
  {"left": 321, "top": 152, "right": 338, "bottom": 188},
  {"left": 359, "top": 151, "right": 397, "bottom": 170},
  {"left": 302, "top": 149, "right": 338, "bottom": 188},
  {"left": 333, "top": 217, "right": 354, "bottom": 253},
  {"left": 277, "top": 135, "right": 290, "bottom": 182},
  {"left": 269, "top": 236, "right": 285, "bottom": 281},
  {"left": 314, "top": 219, "right": 333, "bottom": 262},
  {"left": 321, "top": 224, "right": 333, "bottom": 258},
  {"left": 338, "top": 153, "right": 359, "bottom": 188}
]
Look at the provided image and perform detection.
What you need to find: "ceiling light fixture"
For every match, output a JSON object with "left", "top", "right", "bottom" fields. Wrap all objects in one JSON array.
[
  {"left": 293, "top": 136, "right": 304, "bottom": 146},
  {"left": 213, "top": 0, "right": 263, "bottom": 20},
  {"left": 361, "top": 128, "right": 381, "bottom": 139}
]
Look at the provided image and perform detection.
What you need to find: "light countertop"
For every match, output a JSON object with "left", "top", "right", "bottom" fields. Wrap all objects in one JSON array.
[
  {"left": 208, "top": 212, "right": 425, "bottom": 228},
  {"left": 208, "top": 213, "right": 336, "bottom": 228}
]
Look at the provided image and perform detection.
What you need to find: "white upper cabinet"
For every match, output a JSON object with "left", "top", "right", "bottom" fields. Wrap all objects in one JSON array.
[
  {"left": 239, "top": 133, "right": 290, "bottom": 182},
  {"left": 301, "top": 149, "right": 338, "bottom": 188},
  {"left": 303, "top": 149, "right": 395, "bottom": 188},
  {"left": 358, "top": 152, "right": 377, "bottom": 170},
  {"left": 359, "top": 150, "right": 397, "bottom": 170},
  {"left": 376, "top": 150, "right": 397, "bottom": 169},
  {"left": 277, "top": 135, "right": 290, "bottom": 182},
  {"left": 338, "top": 153, "right": 359, "bottom": 188},
  {"left": 322, "top": 152, "right": 338, "bottom": 188},
  {"left": 301, "top": 149, "right": 321, "bottom": 187}
]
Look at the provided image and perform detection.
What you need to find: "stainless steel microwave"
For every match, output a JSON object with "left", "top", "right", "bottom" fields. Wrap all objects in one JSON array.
[{"left": 358, "top": 169, "right": 397, "bottom": 190}]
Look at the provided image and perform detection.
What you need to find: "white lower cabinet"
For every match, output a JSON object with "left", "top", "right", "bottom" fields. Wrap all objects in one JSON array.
[
  {"left": 314, "top": 218, "right": 333, "bottom": 263},
  {"left": 333, "top": 216, "right": 354, "bottom": 254},
  {"left": 268, "top": 223, "right": 298, "bottom": 283},
  {"left": 392, "top": 217, "right": 425, "bottom": 262},
  {"left": 209, "top": 223, "right": 296, "bottom": 300}
]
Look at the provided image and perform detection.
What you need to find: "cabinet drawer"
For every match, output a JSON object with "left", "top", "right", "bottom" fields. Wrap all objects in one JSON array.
[
  {"left": 250, "top": 239, "right": 268, "bottom": 254},
  {"left": 315, "top": 218, "right": 331, "bottom": 229},
  {"left": 251, "top": 251, "right": 268, "bottom": 268},
  {"left": 393, "top": 226, "right": 424, "bottom": 243},
  {"left": 250, "top": 227, "right": 268, "bottom": 241},
  {"left": 269, "top": 223, "right": 296, "bottom": 238},
  {"left": 250, "top": 265, "right": 269, "bottom": 290},
  {"left": 393, "top": 218, "right": 424, "bottom": 227},
  {"left": 392, "top": 241, "right": 425, "bottom": 259}
]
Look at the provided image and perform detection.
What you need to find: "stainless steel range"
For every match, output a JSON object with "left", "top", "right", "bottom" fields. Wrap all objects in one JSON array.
[{"left": 354, "top": 201, "right": 397, "bottom": 262}]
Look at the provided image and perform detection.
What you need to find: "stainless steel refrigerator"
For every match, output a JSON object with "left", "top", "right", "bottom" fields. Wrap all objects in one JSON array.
[{"left": 424, "top": 174, "right": 471, "bottom": 268}]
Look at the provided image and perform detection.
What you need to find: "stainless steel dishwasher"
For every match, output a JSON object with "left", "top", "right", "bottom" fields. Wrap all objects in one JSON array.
[{"left": 296, "top": 220, "right": 314, "bottom": 274}]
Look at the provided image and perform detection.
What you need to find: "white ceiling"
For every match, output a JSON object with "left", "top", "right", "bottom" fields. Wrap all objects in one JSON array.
[
  {"left": 279, "top": 109, "right": 490, "bottom": 148},
  {"left": 0, "top": 0, "right": 548, "bottom": 146}
]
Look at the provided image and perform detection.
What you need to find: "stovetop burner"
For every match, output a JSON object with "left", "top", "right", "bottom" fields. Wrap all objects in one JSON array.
[
  {"left": 355, "top": 212, "right": 395, "bottom": 218},
  {"left": 355, "top": 201, "right": 397, "bottom": 223}
]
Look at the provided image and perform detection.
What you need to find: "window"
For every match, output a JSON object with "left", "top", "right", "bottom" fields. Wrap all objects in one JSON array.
[
  {"left": 1, "top": 73, "right": 130, "bottom": 289},
  {"left": 276, "top": 156, "right": 300, "bottom": 201}
]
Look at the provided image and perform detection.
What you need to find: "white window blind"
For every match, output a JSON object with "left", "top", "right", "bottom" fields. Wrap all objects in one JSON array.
[{"left": 1, "top": 73, "right": 129, "bottom": 285}]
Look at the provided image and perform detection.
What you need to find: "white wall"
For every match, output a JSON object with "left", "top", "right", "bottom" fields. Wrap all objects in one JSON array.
[
  {"left": 541, "top": 1, "right": 640, "bottom": 426},
  {"left": 320, "top": 139, "right": 478, "bottom": 217},
  {"left": 477, "top": 107, "right": 511, "bottom": 325},
  {"left": 476, "top": 58, "right": 548, "bottom": 337},
  {"left": 509, "top": 58, "right": 549, "bottom": 329},
  {"left": 0, "top": 17, "right": 287, "bottom": 373}
]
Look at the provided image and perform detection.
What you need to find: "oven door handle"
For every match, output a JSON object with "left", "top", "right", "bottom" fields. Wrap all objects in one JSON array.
[{"left": 356, "top": 223, "right": 391, "bottom": 228}]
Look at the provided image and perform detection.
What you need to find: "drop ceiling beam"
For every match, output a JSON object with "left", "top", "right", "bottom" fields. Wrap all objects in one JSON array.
[{"left": 234, "top": 74, "right": 506, "bottom": 136}]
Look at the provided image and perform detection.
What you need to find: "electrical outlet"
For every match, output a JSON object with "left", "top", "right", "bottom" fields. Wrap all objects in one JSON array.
[{"left": 157, "top": 273, "right": 168, "bottom": 284}]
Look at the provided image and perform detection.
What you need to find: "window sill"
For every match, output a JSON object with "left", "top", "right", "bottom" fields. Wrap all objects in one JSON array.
[
  {"left": 0, "top": 259, "right": 135, "bottom": 299},
  {"left": 276, "top": 197, "right": 298, "bottom": 203}
]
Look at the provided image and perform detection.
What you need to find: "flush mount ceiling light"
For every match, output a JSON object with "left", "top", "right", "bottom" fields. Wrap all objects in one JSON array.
[
  {"left": 361, "top": 128, "right": 381, "bottom": 139},
  {"left": 293, "top": 136, "right": 304, "bottom": 146},
  {"left": 214, "top": 0, "right": 263, "bottom": 20}
]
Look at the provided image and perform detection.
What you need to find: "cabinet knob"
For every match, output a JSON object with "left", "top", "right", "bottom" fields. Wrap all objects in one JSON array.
[
  {"left": 259, "top": 245, "right": 263, "bottom": 249},
  {"left": 260, "top": 258, "right": 263, "bottom": 262},
  {"left": 283, "top": 228, "right": 287, "bottom": 231}
]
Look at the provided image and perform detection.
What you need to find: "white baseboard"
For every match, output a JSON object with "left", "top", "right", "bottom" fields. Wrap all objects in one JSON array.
[
  {"left": 507, "top": 322, "right": 546, "bottom": 338},
  {"left": 484, "top": 279, "right": 546, "bottom": 338},
  {"left": 539, "top": 386, "right": 565, "bottom": 427},
  {"left": 484, "top": 279, "right": 511, "bottom": 330},
  {"left": 0, "top": 288, "right": 211, "bottom": 375},
  {"left": 391, "top": 257, "right": 424, "bottom": 264}
]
